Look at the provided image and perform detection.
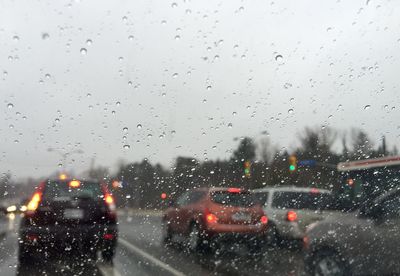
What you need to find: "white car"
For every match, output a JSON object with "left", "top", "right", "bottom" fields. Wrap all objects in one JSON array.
[{"left": 253, "top": 187, "right": 336, "bottom": 244}]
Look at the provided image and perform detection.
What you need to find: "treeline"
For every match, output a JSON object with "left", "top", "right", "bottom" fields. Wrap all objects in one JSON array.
[
  {"left": 92, "top": 127, "right": 397, "bottom": 209},
  {"left": 2, "top": 126, "right": 397, "bottom": 209}
]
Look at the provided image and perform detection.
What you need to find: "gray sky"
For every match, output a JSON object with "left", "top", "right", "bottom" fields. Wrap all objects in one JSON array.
[{"left": 1, "top": 0, "right": 400, "bottom": 179}]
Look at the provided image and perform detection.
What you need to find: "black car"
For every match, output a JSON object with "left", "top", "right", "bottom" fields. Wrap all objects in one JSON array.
[{"left": 19, "top": 179, "right": 118, "bottom": 264}]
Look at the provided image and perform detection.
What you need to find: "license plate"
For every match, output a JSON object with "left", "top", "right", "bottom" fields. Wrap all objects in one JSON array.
[
  {"left": 63, "top": 209, "right": 83, "bottom": 219},
  {"left": 232, "top": 212, "right": 251, "bottom": 221}
]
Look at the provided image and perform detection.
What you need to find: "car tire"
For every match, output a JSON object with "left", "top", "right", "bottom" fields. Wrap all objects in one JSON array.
[
  {"left": 18, "top": 246, "right": 33, "bottom": 266},
  {"left": 266, "top": 223, "right": 280, "bottom": 247},
  {"left": 311, "top": 249, "right": 348, "bottom": 276},
  {"left": 101, "top": 250, "right": 114, "bottom": 264},
  {"left": 161, "top": 220, "right": 173, "bottom": 246},
  {"left": 187, "top": 223, "right": 203, "bottom": 252}
]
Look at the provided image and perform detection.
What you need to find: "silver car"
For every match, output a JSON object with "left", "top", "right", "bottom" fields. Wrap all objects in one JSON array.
[
  {"left": 304, "top": 187, "right": 400, "bottom": 276},
  {"left": 253, "top": 187, "right": 336, "bottom": 244}
]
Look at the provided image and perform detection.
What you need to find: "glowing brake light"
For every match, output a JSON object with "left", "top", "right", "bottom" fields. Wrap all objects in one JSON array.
[
  {"left": 310, "top": 188, "right": 319, "bottom": 194},
  {"left": 59, "top": 173, "right": 68, "bottom": 180},
  {"left": 228, "top": 188, "right": 241, "bottom": 193},
  {"left": 27, "top": 192, "right": 42, "bottom": 211},
  {"left": 287, "top": 210, "right": 298, "bottom": 222},
  {"left": 206, "top": 213, "right": 218, "bottom": 224},
  {"left": 105, "top": 194, "right": 114, "bottom": 205},
  {"left": 260, "top": 215, "right": 268, "bottom": 224},
  {"left": 69, "top": 180, "right": 81, "bottom": 188}
]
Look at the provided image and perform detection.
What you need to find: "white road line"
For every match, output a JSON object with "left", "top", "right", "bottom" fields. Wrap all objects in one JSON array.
[
  {"left": 98, "top": 264, "right": 122, "bottom": 276},
  {"left": 118, "top": 238, "right": 186, "bottom": 276}
]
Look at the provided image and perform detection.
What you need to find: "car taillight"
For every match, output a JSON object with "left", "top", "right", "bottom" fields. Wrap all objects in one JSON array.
[
  {"left": 287, "top": 210, "right": 297, "bottom": 222},
  {"left": 27, "top": 192, "right": 42, "bottom": 212},
  {"left": 206, "top": 213, "right": 218, "bottom": 224},
  {"left": 103, "top": 233, "right": 115, "bottom": 240},
  {"left": 104, "top": 193, "right": 116, "bottom": 210},
  {"left": 260, "top": 215, "right": 268, "bottom": 224}
]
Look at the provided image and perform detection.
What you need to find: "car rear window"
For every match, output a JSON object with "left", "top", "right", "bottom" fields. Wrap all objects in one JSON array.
[
  {"left": 271, "top": 191, "right": 334, "bottom": 210},
  {"left": 43, "top": 181, "right": 103, "bottom": 201},
  {"left": 254, "top": 192, "right": 269, "bottom": 206},
  {"left": 211, "top": 191, "right": 255, "bottom": 207}
]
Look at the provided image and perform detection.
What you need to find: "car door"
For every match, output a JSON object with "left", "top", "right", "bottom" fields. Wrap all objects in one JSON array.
[
  {"left": 169, "top": 192, "right": 189, "bottom": 234},
  {"left": 369, "top": 192, "right": 400, "bottom": 274}
]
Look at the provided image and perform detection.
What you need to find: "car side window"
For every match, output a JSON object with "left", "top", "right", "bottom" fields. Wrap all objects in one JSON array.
[
  {"left": 176, "top": 192, "right": 190, "bottom": 207},
  {"left": 254, "top": 192, "right": 269, "bottom": 206},
  {"left": 187, "top": 191, "right": 205, "bottom": 205},
  {"left": 377, "top": 193, "right": 400, "bottom": 219}
]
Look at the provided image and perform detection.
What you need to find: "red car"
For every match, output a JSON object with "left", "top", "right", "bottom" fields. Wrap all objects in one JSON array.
[{"left": 162, "top": 187, "right": 268, "bottom": 252}]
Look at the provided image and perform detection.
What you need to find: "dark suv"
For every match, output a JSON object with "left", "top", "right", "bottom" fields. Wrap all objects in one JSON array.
[
  {"left": 303, "top": 187, "right": 400, "bottom": 276},
  {"left": 19, "top": 179, "right": 118, "bottom": 264}
]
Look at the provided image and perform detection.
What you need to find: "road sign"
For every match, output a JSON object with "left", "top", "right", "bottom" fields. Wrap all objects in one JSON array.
[{"left": 298, "top": 160, "right": 317, "bottom": 167}]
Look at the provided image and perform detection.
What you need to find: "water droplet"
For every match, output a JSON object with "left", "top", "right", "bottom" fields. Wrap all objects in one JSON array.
[
  {"left": 147, "top": 134, "right": 153, "bottom": 138},
  {"left": 275, "top": 54, "right": 283, "bottom": 63},
  {"left": 45, "top": 73, "right": 51, "bottom": 79},
  {"left": 118, "top": 56, "right": 124, "bottom": 61},
  {"left": 284, "top": 83, "right": 293, "bottom": 89},
  {"left": 228, "top": 123, "right": 233, "bottom": 128},
  {"left": 41, "top": 33, "right": 50, "bottom": 40},
  {"left": 86, "top": 93, "right": 92, "bottom": 97},
  {"left": 13, "top": 35, "right": 19, "bottom": 41},
  {"left": 128, "top": 81, "right": 132, "bottom": 86},
  {"left": 128, "top": 35, "right": 134, "bottom": 41},
  {"left": 116, "top": 101, "right": 121, "bottom": 106},
  {"left": 185, "top": 9, "right": 192, "bottom": 14},
  {"left": 174, "top": 35, "right": 180, "bottom": 40},
  {"left": 14, "top": 139, "right": 19, "bottom": 144},
  {"left": 123, "top": 127, "right": 128, "bottom": 133},
  {"left": 86, "top": 39, "right": 92, "bottom": 46},
  {"left": 137, "top": 124, "right": 142, "bottom": 129},
  {"left": 9, "top": 124, "right": 14, "bottom": 129},
  {"left": 122, "top": 16, "right": 128, "bottom": 22},
  {"left": 171, "top": 2, "right": 178, "bottom": 8},
  {"left": 7, "top": 103, "right": 14, "bottom": 109},
  {"left": 162, "top": 92, "right": 166, "bottom": 97},
  {"left": 123, "top": 144, "right": 130, "bottom": 149},
  {"left": 161, "top": 20, "right": 167, "bottom": 25},
  {"left": 206, "top": 85, "right": 212, "bottom": 90},
  {"left": 364, "top": 105, "right": 371, "bottom": 110},
  {"left": 202, "top": 99, "right": 207, "bottom": 104},
  {"left": 80, "top": 48, "right": 87, "bottom": 55},
  {"left": 172, "top": 73, "right": 178, "bottom": 78},
  {"left": 288, "top": 109, "right": 294, "bottom": 114}
]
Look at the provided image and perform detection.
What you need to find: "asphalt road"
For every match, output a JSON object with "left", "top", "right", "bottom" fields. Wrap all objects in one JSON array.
[{"left": 0, "top": 212, "right": 304, "bottom": 276}]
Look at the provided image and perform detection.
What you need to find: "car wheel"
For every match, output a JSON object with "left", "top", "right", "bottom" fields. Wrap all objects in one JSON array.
[
  {"left": 161, "top": 221, "right": 173, "bottom": 246},
  {"left": 266, "top": 224, "right": 280, "bottom": 247},
  {"left": 102, "top": 250, "right": 114, "bottom": 264},
  {"left": 312, "top": 250, "right": 347, "bottom": 276},
  {"left": 18, "top": 246, "right": 33, "bottom": 266},
  {"left": 187, "top": 223, "right": 202, "bottom": 252}
]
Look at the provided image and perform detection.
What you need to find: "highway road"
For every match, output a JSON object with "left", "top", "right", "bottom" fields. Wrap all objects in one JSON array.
[{"left": 0, "top": 212, "right": 304, "bottom": 276}]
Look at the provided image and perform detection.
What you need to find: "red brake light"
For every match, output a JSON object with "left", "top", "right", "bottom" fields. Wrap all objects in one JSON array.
[
  {"left": 287, "top": 210, "right": 297, "bottom": 222},
  {"left": 206, "top": 213, "right": 218, "bottom": 224},
  {"left": 228, "top": 188, "right": 241, "bottom": 193},
  {"left": 105, "top": 194, "right": 114, "bottom": 205},
  {"left": 310, "top": 188, "right": 319, "bottom": 194},
  {"left": 260, "top": 215, "right": 268, "bottom": 224},
  {"left": 103, "top": 233, "right": 115, "bottom": 240}
]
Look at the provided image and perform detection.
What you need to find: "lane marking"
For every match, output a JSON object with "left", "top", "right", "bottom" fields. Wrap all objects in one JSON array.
[
  {"left": 118, "top": 238, "right": 186, "bottom": 276},
  {"left": 98, "top": 264, "right": 122, "bottom": 276}
]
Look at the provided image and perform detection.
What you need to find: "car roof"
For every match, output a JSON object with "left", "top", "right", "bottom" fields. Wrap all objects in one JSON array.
[
  {"left": 252, "top": 186, "right": 331, "bottom": 194},
  {"left": 191, "top": 187, "right": 249, "bottom": 193}
]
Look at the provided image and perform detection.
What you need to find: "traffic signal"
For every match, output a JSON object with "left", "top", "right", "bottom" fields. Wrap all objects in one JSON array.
[
  {"left": 244, "top": 161, "right": 251, "bottom": 178},
  {"left": 161, "top": 192, "right": 167, "bottom": 200},
  {"left": 288, "top": 155, "right": 297, "bottom": 172}
]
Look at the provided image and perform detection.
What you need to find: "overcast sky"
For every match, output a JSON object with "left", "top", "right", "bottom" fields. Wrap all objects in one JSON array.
[{"left": 0, "top": 0, "right": 399, "bottom": 179}]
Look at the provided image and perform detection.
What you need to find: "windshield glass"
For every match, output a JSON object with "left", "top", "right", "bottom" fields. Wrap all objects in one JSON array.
[
  {"left": 211, "top": 191, "right": 255, "bottom": 207},
  {"left": 272, "top": 191, "right": 334, "bottom": 210},
  {"left": 43, "top": 181, "right": 102, "bottom": 200},
  {"left": 1, "top": 0, "right": 399, "bottom": 275}
]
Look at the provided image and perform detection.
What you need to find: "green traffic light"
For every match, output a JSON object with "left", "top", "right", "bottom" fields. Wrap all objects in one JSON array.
[
  {"left": 289, "top": 165, "right": 296, "bottom": 171},
  {"left": 244, "top": 168, "right": 250, "bottom": 174}
]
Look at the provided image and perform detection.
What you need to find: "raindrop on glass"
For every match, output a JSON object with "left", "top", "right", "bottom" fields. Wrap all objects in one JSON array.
[
  {"left": 137, "top": 124, "right": 142, "bottom": 129},
  {"left": 41, "top": 33, "right": 50, "bottom": 40},
  {"left": 80, "top": 48, "right": 87, "bottom": 55}
]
